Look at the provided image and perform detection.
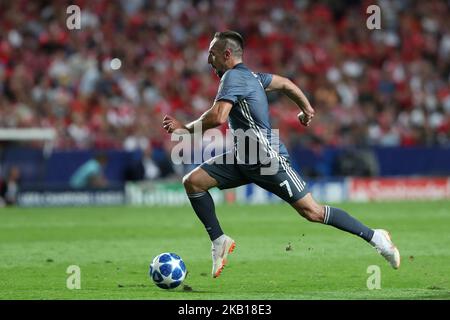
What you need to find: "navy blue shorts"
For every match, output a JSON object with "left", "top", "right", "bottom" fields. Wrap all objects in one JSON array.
[{"left": 200, "top": 151, "right": 309, "bottom": 203}]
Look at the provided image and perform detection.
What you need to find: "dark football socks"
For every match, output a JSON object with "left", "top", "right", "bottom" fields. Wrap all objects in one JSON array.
[
  {"left": 324, "top": 206, "right": 374, "bottom": 242},
  {"left": 187, "top": 191, "right": 223, "bottom": 241}
]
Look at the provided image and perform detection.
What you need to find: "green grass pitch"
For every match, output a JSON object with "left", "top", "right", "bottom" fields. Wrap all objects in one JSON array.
[{"left": 0, "top": 200, "right": 449, "bottom": 300}]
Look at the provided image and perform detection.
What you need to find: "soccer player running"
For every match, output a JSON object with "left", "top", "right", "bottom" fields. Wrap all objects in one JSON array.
[{"left": 163, "top": 31, "right": 400, "bottom": 278}]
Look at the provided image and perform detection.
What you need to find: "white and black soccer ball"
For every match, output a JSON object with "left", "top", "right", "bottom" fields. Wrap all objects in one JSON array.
[{"left": 149, "top": 253, "right": 187, "bottom": 289}]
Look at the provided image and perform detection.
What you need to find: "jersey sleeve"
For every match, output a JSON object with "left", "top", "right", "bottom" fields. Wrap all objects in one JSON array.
[
  {"left": 215, "top": 70, "right": 243, "bottom": 104},
  {"left": 256, "top": 72, "right": 273, "bottom": 89}
]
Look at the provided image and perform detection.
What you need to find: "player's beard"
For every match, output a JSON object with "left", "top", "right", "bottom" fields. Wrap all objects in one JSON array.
[{"left": 214, "top": 67, "right": 225, "bottom": 78}]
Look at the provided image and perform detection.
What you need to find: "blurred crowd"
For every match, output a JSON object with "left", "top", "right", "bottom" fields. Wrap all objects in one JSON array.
[{"left": 0, "top": 0, "right": 449, "bottom": 157}]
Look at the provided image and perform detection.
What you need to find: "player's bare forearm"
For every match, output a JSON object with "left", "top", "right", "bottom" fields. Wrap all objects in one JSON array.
[
  {"left": 266, "top": 74, "right": 315, "bottom": 126},
  {"left": 163, "top": 100, "right": 233, "bottom": 134},
  {"left": 185, "top": 109, "right": 223, "bottom": 133},
  {"left": 186, "top": 100, "right": 233, "bottom": 132},
  {"left": 163, "top": 111, "right": 221, "bottom": 135},
  {"left": 284, "top": 84, "right": 315, "bottom": 126},
  {"left": 283, "top": 83, "right": 314, "bottom": 115}
]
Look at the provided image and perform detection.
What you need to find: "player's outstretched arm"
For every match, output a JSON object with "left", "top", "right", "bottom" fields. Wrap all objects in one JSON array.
[
  {"left": 163, "top": 100, "right": 233, "bottom": 134},
  {"left": 266, "top": 74, "right": 315, "bottom": 126}
]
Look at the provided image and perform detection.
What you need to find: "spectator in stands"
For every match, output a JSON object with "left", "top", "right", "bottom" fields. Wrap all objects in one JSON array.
[
  {"left": 141, "top": 144, "right": 161, "bottom": 180},
  {"left": 0, "top": 0, "right": 448, "bottom": 170},
  {"left": 124, "top": 141, "right": 178, "bottom": 182},
  {"left": 0, "top": 166, "right": 21, "bottom": 205},
  {"left": 69, "top": 153, "right": 108, "bottom": 189}
]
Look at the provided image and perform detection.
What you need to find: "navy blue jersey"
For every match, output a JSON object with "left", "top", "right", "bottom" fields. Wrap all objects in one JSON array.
[{"left": 214, "top": 63, "right": 289, "bottom": 164}]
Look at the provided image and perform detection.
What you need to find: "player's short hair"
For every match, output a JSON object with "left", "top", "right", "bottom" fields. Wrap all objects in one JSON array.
[{"left": 213, "top": 30, "right": 244, "bottom": 58}]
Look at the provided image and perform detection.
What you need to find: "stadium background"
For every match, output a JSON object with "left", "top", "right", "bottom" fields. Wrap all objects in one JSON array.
[
  {"left": 0, "top": 0, "right": 449, "bottom": 206},
  {"left": 0, "top": 0, "right": 449, "bottom": 301}
]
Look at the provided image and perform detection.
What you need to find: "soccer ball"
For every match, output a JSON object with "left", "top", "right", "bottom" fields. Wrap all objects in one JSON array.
[{"left": 149, "top": 252, "right": 187, "bottom": 289}]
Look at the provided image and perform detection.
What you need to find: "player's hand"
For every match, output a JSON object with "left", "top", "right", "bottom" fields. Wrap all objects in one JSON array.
[
  {"left": 162, "top": 115, "right": 186, "bottom": 134},
  {"left": 298, "top": 108, "right": 314, "bottom": 127}
]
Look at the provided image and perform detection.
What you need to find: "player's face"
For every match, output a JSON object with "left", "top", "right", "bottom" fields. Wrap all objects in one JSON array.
[{"left": 208, "top": 39, "right": 226, "bottom": 78}]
